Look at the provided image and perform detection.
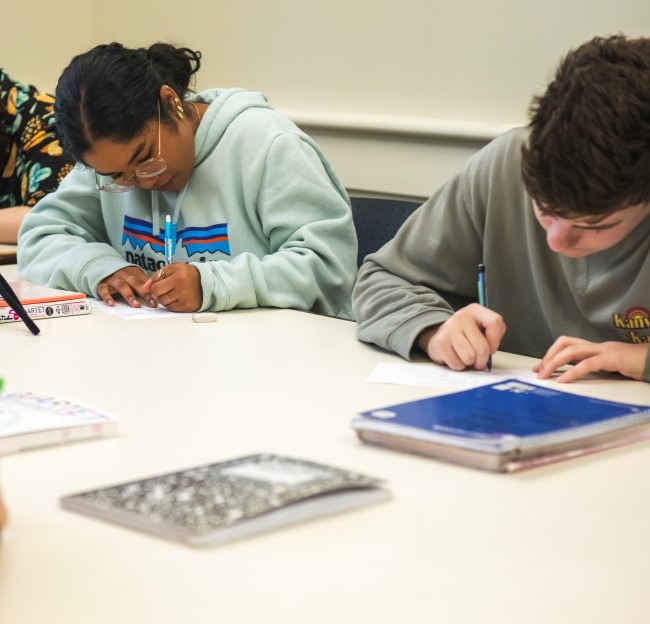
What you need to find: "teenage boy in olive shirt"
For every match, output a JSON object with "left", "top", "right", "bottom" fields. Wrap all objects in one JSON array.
[{"left": 352, "top": 35, "right": 650, "bottom": 384}]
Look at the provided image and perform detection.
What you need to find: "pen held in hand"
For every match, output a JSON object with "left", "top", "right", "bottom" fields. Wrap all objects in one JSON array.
[
  {"left": 164, "top": 215, "right": 177, "bottom": 265},
  {"left": 477, "top": 263, "right": 492, "bottom": 372}
]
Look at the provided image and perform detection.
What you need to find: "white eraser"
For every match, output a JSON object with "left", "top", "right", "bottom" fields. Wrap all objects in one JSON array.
[{"left": 192, "top": 312, "right": 218, "bottom": 323}]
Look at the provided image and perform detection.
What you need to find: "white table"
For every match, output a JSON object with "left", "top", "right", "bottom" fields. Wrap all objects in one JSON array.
[{"left": 0, "top": 265, "right": 649, "bottom": 624}]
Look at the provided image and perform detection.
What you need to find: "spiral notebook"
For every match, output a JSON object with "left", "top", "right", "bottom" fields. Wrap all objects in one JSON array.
[
  {"left": 352, "top": 379, "right": 650, "bottom": 472},
  {"left": 61, "top": 453, "right": 390, "bottom": 547}
]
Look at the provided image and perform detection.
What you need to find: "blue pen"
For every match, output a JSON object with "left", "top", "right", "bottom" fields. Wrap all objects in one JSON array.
[
  {"left": 477, "top": 263, "right": 492, "bottom": 372},
  {"left": 164, "top": 215, "right": 177, "bottom": 265}
]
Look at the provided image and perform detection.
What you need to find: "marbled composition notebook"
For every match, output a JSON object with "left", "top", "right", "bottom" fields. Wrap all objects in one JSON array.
[{"left": 61, "top": 453, "right": 390, "bottom": 546}]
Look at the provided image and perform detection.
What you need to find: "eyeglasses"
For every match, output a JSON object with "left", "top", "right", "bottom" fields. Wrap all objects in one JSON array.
[{"left": 95, "top": 102, "right": 168, "bottom": 193}]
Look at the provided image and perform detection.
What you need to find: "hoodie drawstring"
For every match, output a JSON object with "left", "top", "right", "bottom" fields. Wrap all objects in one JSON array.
[{"left": 150, "top": 184, "right": 189, "bottom": 238}]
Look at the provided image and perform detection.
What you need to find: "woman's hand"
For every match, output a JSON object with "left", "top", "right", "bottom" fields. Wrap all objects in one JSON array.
[
  {"left": 97, "top": 266, "right": 157, "bottom": 308},
  {"left": 143, "top": 263, "right": 203, "bottom": 312},
  {"left": 534, "top": 337, "right": 649, "bottom": 383},
  {"left": 417, "top": 303, "right": 506, "bottom": 372}
]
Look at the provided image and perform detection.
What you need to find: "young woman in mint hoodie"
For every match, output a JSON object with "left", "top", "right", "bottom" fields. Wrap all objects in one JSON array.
[{"left": 18, "top": 42, "right": 357, "bottom": 319}]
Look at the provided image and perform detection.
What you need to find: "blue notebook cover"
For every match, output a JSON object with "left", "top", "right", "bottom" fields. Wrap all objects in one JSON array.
[{"left": 354, "top": 379, "right": 650, "bottom": 454}]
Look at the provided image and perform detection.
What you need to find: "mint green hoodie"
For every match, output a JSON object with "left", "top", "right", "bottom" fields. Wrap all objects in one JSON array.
[{"left": 18, "top": 88, "right": 357, "bottom": 318}]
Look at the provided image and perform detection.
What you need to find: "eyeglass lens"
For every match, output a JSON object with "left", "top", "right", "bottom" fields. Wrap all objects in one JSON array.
[{"left": 95, "top": 100, "right": 168, "bottom": 192}]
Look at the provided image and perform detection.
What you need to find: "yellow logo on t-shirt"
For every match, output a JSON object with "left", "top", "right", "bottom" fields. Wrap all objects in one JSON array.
[{"left": 613, "top": 307, "right": 650, "bottom": 343}]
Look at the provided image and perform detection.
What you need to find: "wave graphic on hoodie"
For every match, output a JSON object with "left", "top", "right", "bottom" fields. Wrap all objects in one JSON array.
[
  {"left": 179, "top": 223, "right": 231, "bottom": 256},
  {"left": 122, "top": 215, "right": 164, "bottom": 252},
  {"left": 122, "top": 215, "right": 231, "bottom": 257}
]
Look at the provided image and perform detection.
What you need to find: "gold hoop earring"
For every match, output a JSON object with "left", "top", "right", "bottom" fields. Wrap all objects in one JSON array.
[{"left": 174, "top": 98, "right": 184, "bottom": 119}]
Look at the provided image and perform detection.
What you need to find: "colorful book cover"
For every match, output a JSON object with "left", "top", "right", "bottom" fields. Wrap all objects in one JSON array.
[
  {"left": 0, "top": 281, "right": 91, "bottom": 322},
  {"left": 0, "top": 391, "right": 117, "bottom": 455}
]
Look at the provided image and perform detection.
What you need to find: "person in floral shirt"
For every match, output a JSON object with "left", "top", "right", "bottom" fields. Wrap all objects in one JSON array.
[{"left": 0, "top": 68, "right": 74, "bottom": 243}]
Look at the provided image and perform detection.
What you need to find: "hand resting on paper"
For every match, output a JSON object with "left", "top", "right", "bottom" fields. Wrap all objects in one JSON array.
[
  {"left": 97, "top": 266, "right": 157, "bottom": 309},
  {"left": 534, "top": 337, "right": 649, "bottom": 383},
  {"left": 416, "top": 303, "right": 507, "bottom": 372}
]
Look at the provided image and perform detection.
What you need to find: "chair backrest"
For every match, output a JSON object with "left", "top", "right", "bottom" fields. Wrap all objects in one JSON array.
[{"left": 350, "top": 196, "right": 421, "bottom": 267}]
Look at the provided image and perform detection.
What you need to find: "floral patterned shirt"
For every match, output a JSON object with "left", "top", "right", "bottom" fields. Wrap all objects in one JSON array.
[{"left": 0, "top": 69, "right": 74, "bottom": 208}]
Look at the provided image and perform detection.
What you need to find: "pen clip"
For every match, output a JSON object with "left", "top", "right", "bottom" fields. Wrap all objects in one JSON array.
[{"left": 477, "top": 263, "right": 487, "bottom": 307}]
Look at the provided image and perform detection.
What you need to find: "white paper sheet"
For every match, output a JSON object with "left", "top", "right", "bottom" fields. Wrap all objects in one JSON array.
[
  {"left": 365, "top": 361, "right": 549, "bottom": 389},
  {"left": 92, "top": 300, "right": 189, "bottom": 320}
]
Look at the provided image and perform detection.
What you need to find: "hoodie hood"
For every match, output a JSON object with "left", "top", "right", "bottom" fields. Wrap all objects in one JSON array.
[
  {"left": 189, "top": 88, "right": 273, "bottom": 166},
  {"left": 150, "top": 88, "right": 274, "bottom": 234}
]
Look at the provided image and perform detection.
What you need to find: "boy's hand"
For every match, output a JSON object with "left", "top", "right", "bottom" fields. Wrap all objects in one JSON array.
[
  {"left": 534, "top": 337, "right": 648, "bottom": 382},
  {"left": 417, "top": 303, "right": 506, "bottom": 372}
]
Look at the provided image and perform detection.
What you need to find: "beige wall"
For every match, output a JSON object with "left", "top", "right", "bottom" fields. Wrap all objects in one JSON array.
[
  {"left": 3, "top": 2, "right": 95, "bottom": 93},
  {"left": 4, "top": 0, "right": 649, "bottom": 198}
]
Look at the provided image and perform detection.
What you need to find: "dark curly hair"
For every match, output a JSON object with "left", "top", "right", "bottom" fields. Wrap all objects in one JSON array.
[
  {"left": 521, "top": 35, "right": 650, "bottom": 217},
  {"left": 54, "top": 42, "right": 202, "bottom": 163}
]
